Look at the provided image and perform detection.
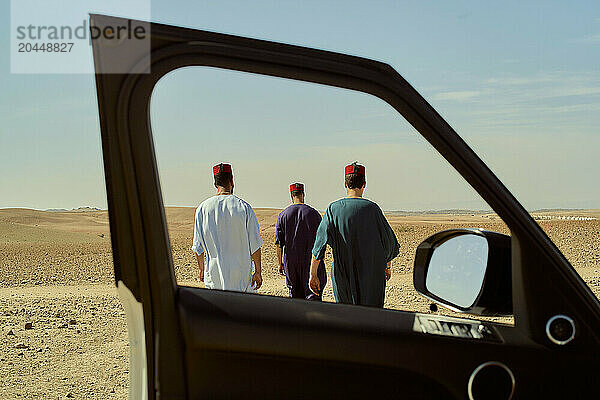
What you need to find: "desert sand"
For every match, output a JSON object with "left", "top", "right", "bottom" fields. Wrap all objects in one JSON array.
[{"left": 1, "top": 207, "right": 599, "bottom": 399}]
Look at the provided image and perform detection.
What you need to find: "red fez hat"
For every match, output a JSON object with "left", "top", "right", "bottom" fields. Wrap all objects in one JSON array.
[
  {"left": 290, "top": 183, "right": 304, "bottom": 192},
  {"left": 212, "top": 163, "right": 232, "bottom": 175},
  {"left": 344, "top": 162, "right": 365, "bottom": 176}
]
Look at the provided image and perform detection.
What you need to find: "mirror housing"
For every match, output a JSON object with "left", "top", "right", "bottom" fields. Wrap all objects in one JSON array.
[{"left": 413, "top": 229, "right": 512, "bottom": 316}]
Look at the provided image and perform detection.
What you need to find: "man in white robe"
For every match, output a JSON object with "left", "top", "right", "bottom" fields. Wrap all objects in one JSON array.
[{"left": 192, "top": 163, "right": 263, "bottom": 292}]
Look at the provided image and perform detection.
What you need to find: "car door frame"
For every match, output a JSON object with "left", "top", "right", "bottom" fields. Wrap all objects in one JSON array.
[{"left": 91, "top": 14, "right": 600, "bottom": 400}]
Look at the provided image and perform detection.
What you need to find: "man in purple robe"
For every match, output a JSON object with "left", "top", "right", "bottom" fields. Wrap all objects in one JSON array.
[{"left": 276, "top": 183, "right": 327, "bottom": 300}]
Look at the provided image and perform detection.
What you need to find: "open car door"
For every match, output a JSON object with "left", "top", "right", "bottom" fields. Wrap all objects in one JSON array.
[{"left": 91, "top": 14, "right": 600, "bottom": 400}]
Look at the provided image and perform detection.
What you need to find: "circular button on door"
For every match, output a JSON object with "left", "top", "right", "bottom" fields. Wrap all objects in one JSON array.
[
  {"left": 546, "top": 315, "right": 575, "bottom": 345},
  {"left": 468, "top": 361, "right": 515, "bottom": 400}
]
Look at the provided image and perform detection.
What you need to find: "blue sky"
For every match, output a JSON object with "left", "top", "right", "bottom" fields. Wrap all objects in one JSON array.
[{"left": 1, "top": 1, "right": 599, "bottom": 211}]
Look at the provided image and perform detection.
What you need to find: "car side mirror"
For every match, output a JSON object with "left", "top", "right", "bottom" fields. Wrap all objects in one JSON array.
[{"left": 413, "top": 229, "right": 512, "bottom": 316}]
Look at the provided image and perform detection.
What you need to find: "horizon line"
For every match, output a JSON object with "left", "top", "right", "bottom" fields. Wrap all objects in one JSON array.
[{"left": 1, "top": 206, "right": 598, "bottom": 214}]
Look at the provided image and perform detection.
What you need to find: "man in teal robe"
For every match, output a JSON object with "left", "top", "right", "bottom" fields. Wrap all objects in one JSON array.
[{"left": 310, "top": 162, "right": 399, "bottom": 307}]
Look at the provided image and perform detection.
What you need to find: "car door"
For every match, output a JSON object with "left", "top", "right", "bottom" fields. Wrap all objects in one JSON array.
[{"left": 90, "top": 14, "right": 600, "bottom": 400}]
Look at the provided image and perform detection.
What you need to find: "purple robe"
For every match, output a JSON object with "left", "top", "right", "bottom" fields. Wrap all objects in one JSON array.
[{"left": 276, "top": 204, "right": 327, "bottom": 300}]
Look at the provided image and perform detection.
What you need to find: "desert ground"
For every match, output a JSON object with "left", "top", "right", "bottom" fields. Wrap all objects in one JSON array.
[{"left": 1, "top": 207, "right": 599, "bottom": 399}]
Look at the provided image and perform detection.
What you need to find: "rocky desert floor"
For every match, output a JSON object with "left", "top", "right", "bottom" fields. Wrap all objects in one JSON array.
[{"left": 1, "top": 207, "right": 599, "bottom": 399}]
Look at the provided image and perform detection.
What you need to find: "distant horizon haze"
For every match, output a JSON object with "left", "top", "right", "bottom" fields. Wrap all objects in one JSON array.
[{"left": 1, "top": 205, "right": 598, "bottom": 215}]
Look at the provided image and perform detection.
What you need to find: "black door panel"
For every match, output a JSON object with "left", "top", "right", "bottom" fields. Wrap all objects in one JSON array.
[
  {"left": 186, "top": 350, "right": 453, "bottom": 399},
  {"left": 177, "top": 286, "right": 597, "bottom": 399}
]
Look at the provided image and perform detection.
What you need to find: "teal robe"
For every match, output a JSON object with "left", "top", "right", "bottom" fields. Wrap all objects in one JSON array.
[{"left": 312, "top": 198, "right": 400, "bottom": 307}]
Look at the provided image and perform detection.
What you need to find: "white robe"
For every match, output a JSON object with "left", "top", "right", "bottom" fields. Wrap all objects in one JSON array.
[{"left": 192, "top": 195, "right": 263, "bottom": 292}]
